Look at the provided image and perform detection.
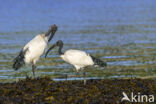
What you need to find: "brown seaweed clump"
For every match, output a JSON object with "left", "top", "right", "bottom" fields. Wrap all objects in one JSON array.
[{"left": 0, "top": 77, "right": 155, "bottom": 104}]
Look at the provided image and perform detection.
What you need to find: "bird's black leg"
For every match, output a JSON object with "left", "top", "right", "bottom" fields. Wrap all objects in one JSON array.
[
  {"left": 65, "top": 74, "right": 68, "bottom": 81},
  {"left": 32, "top": 64, "right": 36, "bottom": 77},
  {"left": 83, "top": 72, "right": 86, "bottom": 85}
]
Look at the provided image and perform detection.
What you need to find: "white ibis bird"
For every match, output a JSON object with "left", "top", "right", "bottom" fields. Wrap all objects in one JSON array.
[
  {"left": 45, "top": 40, "right": 107, "bottom": 85},
  {"left": 13, "top": 24, "right": 58, "bottom": 77}
]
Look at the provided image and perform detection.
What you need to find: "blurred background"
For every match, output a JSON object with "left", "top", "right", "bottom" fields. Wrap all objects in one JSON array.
[{"left": 0, "top": 0, "right": 156, "bottom": 82}]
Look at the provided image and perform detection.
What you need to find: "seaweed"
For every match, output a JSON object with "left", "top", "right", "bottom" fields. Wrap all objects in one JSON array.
[{"left": 0, "top": 77, "right": 155, "bottom": 104}]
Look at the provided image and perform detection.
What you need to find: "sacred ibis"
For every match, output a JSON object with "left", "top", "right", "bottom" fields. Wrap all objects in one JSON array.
[
  {"left": 45, "top": 40, "right": 107, "bottom": 85},
  {"left": 13, "top": 24, "right": 58, "bottom": 77}
]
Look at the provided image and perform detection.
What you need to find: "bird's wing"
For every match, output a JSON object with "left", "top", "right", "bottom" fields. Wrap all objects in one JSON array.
[
  {"left": 63, "top": 49, "right": 94, "bottom": 66},
  {"left": 23, "top": 35, "right": 47, "bottom": 61}
]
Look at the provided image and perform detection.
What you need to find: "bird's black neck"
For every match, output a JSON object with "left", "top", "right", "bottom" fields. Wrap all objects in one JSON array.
[
  {"left": 58, "top": 44, "right": 64, "bottom": 55},
  {"left": 45, "top": 24, "right": 57, "bottom": 42},
  {"left": 45, "top": 30, "right": 51, "bottom": 37},
  {"left": 45, "top": 30, "right": 56, "bottom": 42},
  {"left": 48, "top": 32, "right": 55, "bottom": 42}
]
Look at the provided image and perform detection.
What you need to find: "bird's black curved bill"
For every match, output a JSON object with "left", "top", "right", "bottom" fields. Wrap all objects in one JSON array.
[{"left": 45, "top": 44, "right": 56, "bottom": 58}]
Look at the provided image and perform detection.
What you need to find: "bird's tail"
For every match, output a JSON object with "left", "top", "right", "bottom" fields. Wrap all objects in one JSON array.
[
  {"left": 12, "top": 48, "right": 28, "bottom": 70},
  {"left": 90, "top": 55, "right": 107, "bottom": 67}
]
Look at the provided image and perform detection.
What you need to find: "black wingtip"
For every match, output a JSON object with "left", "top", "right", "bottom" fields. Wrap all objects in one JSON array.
[
  {"left": 12, "top": 48, "right": 28, "bottom": 70},
  {"left": 90, "top": 55, "right": 107, "bottom": 67}
]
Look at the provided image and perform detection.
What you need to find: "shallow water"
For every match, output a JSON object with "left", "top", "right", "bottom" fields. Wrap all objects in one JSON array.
[{"left": 0, "top": 0, "right": 156, "bottom": 82}]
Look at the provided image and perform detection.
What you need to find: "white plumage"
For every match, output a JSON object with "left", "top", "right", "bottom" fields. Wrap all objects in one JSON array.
[
  {"left": 45, "top": 40, "right": 106, "bottom": 85},
  {"left": 13, "top": 24, "right": 57, "bottom": 77},
  {"left": 24, "top": 34, "right": 48, "bottom": 65},
  {"left": 60, "top": 49, "right": 94, "bottom": 72}
]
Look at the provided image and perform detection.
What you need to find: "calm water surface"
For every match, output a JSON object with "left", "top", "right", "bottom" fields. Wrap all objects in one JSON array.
[{"left": 0, "top": 0, "right": 156, "bottom": 82}]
